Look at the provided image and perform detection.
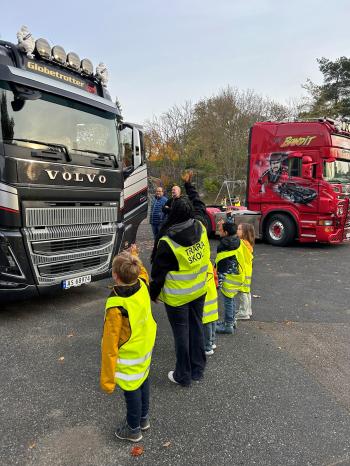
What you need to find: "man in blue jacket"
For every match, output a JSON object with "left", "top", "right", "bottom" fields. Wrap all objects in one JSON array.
[{"left": 150, "top": 187, "right": 168, "bottom": 238}]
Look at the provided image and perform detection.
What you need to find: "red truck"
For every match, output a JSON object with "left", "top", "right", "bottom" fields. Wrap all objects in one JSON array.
[{"left": 205, "top": 119, "right": 350, "bottom": 246}]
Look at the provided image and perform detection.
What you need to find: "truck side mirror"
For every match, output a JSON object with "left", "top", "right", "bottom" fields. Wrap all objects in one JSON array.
[{"left": 301, "top": 156, "right": 315, "bottom": 179}]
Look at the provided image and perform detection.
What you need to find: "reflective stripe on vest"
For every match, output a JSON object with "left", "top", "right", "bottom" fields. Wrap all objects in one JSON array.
[
  {"left": 105, "top": 280, "right": 157, "bottom": 391},
  {"left": 203, "top": 263, "right": 219, "bottom": 324},
  {"left": 215, "top": 243, "right": 246, "bottom": 298},
  {"left": 159, "top": 221, "right": 210, "bottom": 306}
]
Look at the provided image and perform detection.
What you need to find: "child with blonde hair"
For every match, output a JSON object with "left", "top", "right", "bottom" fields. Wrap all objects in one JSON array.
[
  {"left": 235, "top": 223, "right": 255, "bottom": 320},
  {"left": 100, "top": 246, "right": 157, "bottom": 442}
]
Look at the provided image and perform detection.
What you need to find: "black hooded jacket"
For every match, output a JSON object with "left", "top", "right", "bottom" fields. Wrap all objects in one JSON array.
[
  {"left": 216, "top": 235, "right": 241, "bottom": 274},
  {"left": 150, "top": 182, "right": 207, "bottom": 301}
]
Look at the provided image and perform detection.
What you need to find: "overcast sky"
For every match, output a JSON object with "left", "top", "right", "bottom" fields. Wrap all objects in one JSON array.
[{"left": 1, "top": 0, "right": 349, "bottom": 124}]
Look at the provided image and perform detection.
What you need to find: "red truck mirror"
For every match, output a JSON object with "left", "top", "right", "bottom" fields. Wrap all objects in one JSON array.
[{"left": 302, "top": 155, "right": 313, "bottom": 164}]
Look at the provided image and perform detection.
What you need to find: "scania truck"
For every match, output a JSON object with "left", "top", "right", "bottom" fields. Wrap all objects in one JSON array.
[
  {"left": 205, "top": 119, "right": 350, "bottom": 246},
  {"left": 0, "top": 29, "right": 147, "bottom": 300}
]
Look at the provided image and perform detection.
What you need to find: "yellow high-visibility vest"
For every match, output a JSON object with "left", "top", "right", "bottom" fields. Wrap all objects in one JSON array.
[
  {"left": 241, "top": 241, "right": 253, "bottom": 293},
  {"left": 203, "top": 262, "right": 219, "bottom": 324},
  {"left": 159, "top": 221, "right": 210, "bottom": 307},
  {"left": 215, "top": 242, "right": 246, "bottom": 298},
  {"left": 105, "top": 280, "right": 157, "bottom": 391}
]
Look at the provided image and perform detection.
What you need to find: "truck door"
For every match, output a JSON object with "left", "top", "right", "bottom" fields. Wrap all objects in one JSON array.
[{"left": 119, "top": 123, "right": 148, "bottom": 229}]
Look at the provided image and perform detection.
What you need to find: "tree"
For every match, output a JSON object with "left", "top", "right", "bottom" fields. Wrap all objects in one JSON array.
[{"left": 301, "top": 56, "right": 350, "bottom": 118}]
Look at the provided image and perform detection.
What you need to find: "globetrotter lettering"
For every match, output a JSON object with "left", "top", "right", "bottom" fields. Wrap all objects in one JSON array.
[
  {"left": 280, "top": 135, "right": 316, "bottom": 147},
  {"left": 185, "top": 240, "right": 205, "bottom": 264},
  {"left": 27, "top": 61, "right": 85, "bottom": 87},
  {"left": 44, "top": 169, "right": 106, "bottom": 184}
]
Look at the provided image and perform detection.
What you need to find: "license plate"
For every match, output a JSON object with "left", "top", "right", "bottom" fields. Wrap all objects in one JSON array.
[{"left": 62, "top": 275, "right": 91, "bottom": 289}]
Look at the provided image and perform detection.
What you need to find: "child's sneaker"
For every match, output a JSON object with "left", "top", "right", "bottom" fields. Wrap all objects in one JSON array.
[
  {"left": 212, "top": 343, "right": 217, "bottom": 349},
  {"left": 216, "top": 322, "right": 234, "bottom": 334},
  {"left": 115, "top": 420, "right": 142, "bottom": 442},
  {"left": 205, "top": 349, "right": 214, "bottom": 355},
  {"left": 140, "top": 416, "right": 150, "bottom": 431}
]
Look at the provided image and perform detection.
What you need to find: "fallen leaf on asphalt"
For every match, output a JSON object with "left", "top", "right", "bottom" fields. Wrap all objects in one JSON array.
[
  {"left": 284, "top": 321, "right": 293, "bottom": 326},
  {"left": 28, "top": 442, "right": 36, "bottom": 449},
  {"left": 252, "top": 295, "right": 261, "bottom": 298},
  {"left": 58, "top": 356, "right": 65, "bottom": 362},
  {"left": 67, "top": 333, "right": 74, "bottom": 338},
  {"left": 131, "top": 445, "right": 144, "bottom": 456},
  {"left": 163, "top": 441, "right": 171, "bottom": 448},
  {"left": 277, "top": 346, "right": 282, "bottom": 350}
]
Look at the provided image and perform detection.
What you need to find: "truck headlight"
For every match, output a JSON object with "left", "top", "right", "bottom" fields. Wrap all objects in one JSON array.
[
  {"left": 318, "top": 219, "right": 333, "bottom": 226},
  {"left": 0, "top": 238, "right": 22, "bottom": 276}
]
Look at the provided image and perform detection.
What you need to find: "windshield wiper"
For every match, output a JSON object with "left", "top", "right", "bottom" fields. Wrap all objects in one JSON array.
[
  {"left": 72, "top": 148, "right": 118, "bottom": 168},
  {"left": 4, "top": 138, "right": 71, "bottom": 162}
]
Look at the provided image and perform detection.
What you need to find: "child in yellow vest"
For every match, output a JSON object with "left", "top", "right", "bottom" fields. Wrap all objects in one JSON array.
[
  {"left": 203, "top": 262, "right": 219, "bottom": 355},
  {"left": 100, "top": 247, "right": 157, "bottom": 443},
  {"left": 235, "top": 223, "right": 255, "bottom": 320}
]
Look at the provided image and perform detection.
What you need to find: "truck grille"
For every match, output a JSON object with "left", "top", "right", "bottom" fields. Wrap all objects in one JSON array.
[
  {"left": 38, "top": 256, "right": 108, "bottom": 277},
  {"left": 22, "top": 205, "right": 120, "bottom": 285},
  {"left": 25, "top": 206, "right": 117, "bottom": 227}
]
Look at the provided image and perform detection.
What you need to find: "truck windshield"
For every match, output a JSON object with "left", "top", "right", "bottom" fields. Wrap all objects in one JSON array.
[
  {"left": 0, "top": 81, "right": 119, "bottom": 158},
  {"left": 323, "top": 160, "right": 350, "bottom": 183}
]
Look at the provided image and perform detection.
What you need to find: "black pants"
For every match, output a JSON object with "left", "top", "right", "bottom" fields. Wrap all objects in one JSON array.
[
  {"left": 165, "top": 294, "right": 206, "bottom": 386},
  {"left": 123, "top": 377, "right": 150, "bottom": 430}
]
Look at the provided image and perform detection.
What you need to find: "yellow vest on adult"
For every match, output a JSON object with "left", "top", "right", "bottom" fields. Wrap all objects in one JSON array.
[
  {"left": 202, "top": 262, "right": 219, "bottom": 324},
  {"left": 104, "top": 279, "right": 157, "bottom": 391},
  {"left": 159, "top": 221, "right": 210, "bottom": 307},
  {"left": 241, "top": 241, "right": 253, "bottom": 293},
  {"left": 215, "top": 241, "right": 246, "bottom": 298}
]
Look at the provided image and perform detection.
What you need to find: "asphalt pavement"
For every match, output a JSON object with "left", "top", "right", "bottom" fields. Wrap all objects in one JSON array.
[{"left": 1, "top": 223, "right": 350, "bottom": 466}]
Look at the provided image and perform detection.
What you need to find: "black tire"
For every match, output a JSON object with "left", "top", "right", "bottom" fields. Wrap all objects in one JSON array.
[{"left": 264, "top": 213, "right": 296, "bottom": 246}]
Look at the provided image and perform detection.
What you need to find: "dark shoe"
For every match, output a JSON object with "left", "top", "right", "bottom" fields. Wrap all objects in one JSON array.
[
  {"left": 168, "top": 370, "right": 191, "bottom": 387},
  {"left": 115, "top": 420, "right": 142, "bottom": 442},
  {"left": 216, "top": 322, "right": 234, "bottom": 334},
  {"left": 140, "top": 416, "right": 150, "bottom": 431}
]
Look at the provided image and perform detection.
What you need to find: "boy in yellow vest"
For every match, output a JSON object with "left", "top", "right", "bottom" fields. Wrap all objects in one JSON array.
[
  {"left": 100, "top": 248, "right": 157, "bottom": 442},
  {"left": 215, "top": 222, "right": 246, "bottom": 334}
]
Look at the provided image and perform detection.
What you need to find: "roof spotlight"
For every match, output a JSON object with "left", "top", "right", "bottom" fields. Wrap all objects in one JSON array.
[
  {"left": 67, "top": 52, "right": 80, "bottom": 70},
  {"left": 52, "top": 45, "right": 66, "bottom": 64},
  {"left": 81, "top": 58, "right": 93, "bottom": 76},
  {"left": 35, "top": 38, "right": 51, "bottom": 59}
]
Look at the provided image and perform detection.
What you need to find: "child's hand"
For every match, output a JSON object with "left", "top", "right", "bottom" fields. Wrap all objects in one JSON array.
[{"left": 128, "top": 244, "right": 139, "bottom": 256}]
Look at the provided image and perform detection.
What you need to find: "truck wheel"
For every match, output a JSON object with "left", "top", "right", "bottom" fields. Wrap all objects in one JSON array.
[{"left": 265, "top": 214, "right": 295, "bottom": 246}]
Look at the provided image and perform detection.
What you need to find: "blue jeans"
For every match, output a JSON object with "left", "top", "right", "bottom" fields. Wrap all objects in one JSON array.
[
  {"left": 203, "top": 322, "right": 216, "bottom": 351},
  {"left": 123, "top": 377, "right": 150, "bottom": 430},
  {"left": 222, "top": 294, "right": 236, "bottom": 324},
  {"left": 151, "top": 223, "right": 161, "bottom": 238}
]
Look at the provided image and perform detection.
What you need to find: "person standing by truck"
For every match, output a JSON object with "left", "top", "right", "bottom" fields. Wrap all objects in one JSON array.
[
  {"left": 100, "top": 248, "right": 157, "bottom": 442},
  {"left": 150, "top": 187, "right": 168, "bottom": 238},
  {"left": 150, "top": 174, "right": 210, "bottom": 386},
  {"left": 235, "top": 223, "right": 255, "bottom": 320},
  {"left": 215, "top": 222, "right": 246, "bottom": 334}
]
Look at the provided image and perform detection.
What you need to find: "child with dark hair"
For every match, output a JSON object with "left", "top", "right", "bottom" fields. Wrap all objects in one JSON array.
[{"left": 215, "top": 221, "right": 246, "bottom": 334}]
